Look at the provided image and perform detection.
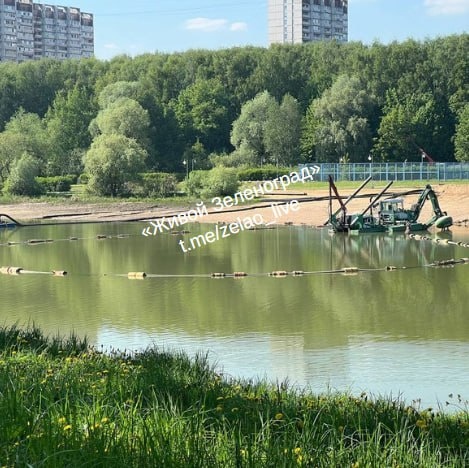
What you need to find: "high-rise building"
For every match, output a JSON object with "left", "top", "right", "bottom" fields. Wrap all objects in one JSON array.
[
  {"left": 268, "top": 0, "right": 348, "bottom": 45},
  {"left": 0, "top": 0, "right": 93, "bottom": 62}
]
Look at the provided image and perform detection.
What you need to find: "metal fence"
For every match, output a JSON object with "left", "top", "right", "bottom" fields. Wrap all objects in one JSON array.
[{"left": 299, "top": 162, "right": 469, "bottom": 182}]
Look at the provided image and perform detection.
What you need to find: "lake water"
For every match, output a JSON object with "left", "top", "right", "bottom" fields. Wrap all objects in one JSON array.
[{"left": 1, "top": 221, "right": 468, "bottom": 411}]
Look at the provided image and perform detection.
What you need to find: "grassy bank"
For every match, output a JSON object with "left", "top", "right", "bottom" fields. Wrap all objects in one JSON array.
[
  {"left": 290, "top": 179, "right": 469, "bottom": 191},
  {"left": 0, "top": 326, "right": 468, "bottom": 467}
]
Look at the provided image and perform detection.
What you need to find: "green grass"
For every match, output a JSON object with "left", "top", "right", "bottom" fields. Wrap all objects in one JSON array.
[
  {"left": 290, "top": 179, "right": 469, "bottom": 191},
  {"left": 0, "top": 325, "right": 467, "bottom": 467},
  {"left": 1, "top": 179, "right": 467, "bottom": 207}
]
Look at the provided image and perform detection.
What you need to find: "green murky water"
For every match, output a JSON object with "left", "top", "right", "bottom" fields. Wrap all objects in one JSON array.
[{"left": 1, "top": 222, "right": 468, "bottom": 409}]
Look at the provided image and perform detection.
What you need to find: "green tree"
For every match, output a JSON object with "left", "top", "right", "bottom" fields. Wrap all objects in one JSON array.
[
  {"left": 14, "top": 59, "right": 69, "bottom": 118},
  {"left": 302, "top": 75, "right": 374, "bottom": 162},
  {"left": 84, "top": 134, "right": 147, "bottom": 196},
  {"left": 97, "top": 81, "right": 140, "bottom": 109},
  {"left": 252, "top": 44, "right": 315, "bottom": 108},
  {"left": 230, "top": 91, "right": 278, "bottom": 165},
  {"left": 3, "top": 153, "right": 43, "bottom": 196},
  {"left": 455, "top": 104, "right": 469, "bottom": 162},
  {"left": 374, "top": 91, "right": 441, "bottom": 162},
  {"left": 173, "top": 78, "right": 230, "bottom": 152},
  {"left": 89, "top": 97, "right": 150, "bottom": 144},
  {"left": 0, "top": 64, "right": 18, "bottom": 132},
  {"left": 0, "top": 109, "right": 48, "bottom": 183},
  {"left": 45, "top": 86, "right": 96, "bottom": 175},
  {"left": 265, "top": 94, "right": 302, "bottom": 166}
]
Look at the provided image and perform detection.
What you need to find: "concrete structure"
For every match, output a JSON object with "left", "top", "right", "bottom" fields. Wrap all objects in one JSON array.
[
  {"left": 268, "top": 0, "right": 348, "bottom": 45},
  {"left": 0, "top": 0, "right": 93, "bottom": 62}
]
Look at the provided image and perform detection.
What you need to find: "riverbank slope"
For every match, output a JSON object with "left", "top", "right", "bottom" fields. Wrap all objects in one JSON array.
[{"left": 1, "top": 325, "right": 468, "bottom": 467}]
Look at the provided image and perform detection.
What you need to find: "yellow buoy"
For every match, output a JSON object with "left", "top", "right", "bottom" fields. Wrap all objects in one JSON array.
[
  {"left": 127, "top": 272, "right": 147, "bottom": 280},
  {"left": 52, "top": 270, "right": 68, "bottom": 277},
  {"left": 269, "top": 271, "right": 288, "bottom": 277},
  {"left": 211, "top": 272, "right": 226, "bottom": 278}
]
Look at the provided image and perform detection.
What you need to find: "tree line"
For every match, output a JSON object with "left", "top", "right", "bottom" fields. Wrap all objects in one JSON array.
[{"left": 0, "top": 35, "right": 467, "bottom": 196}]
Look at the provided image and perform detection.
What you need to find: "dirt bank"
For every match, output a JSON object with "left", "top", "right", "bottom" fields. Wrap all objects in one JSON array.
[{"left": 1, "top": 183, "right": 468, "bottom": 228}]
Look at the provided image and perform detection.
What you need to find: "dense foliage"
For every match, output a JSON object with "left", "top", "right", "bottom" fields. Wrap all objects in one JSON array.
[
  {"left": 185, "top": 167, "right": 240, "bottom": 198},
  {"left": 0, "top": 36, "right": 467, "bottom": 195}
]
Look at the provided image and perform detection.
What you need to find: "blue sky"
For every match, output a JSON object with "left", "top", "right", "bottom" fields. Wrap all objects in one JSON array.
[{"left": 52, "top": 0, "right": 469, "bottom": 59}]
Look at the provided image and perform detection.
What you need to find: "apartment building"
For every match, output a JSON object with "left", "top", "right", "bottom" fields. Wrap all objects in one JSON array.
[
  {"left": 0, "top": 0, "right": 93, "bottom": 62},
  {"left": 268, "top": 0, "right": 348, "bottom": 45}
]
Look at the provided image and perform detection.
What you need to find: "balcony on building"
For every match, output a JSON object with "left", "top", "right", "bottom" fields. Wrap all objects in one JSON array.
[
  {"left": 44, "top": 6, "right": 55, "bottom": 20},
  {"left": 81, "top": 13, "right": 93, "bottom": 27},
  {"left": 16, "top": 0, "right": 33, "bottom": 13},
  {"left": 68, "top": 7, "right": 80, "bottom": 21}
]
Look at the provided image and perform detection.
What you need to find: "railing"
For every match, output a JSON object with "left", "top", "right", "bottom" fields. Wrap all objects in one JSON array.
[{"left": 299, "top": 162, "right": 469, "bottom": 182}]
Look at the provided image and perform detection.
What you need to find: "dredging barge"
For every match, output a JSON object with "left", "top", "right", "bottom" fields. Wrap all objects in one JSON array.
[{"left": 327, "top": 176, "right": 453, "bottom": 234}]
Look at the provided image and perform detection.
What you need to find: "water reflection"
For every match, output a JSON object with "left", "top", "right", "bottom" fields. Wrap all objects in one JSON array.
[{"left": 1, "top": 223, "right": 468, "bottom": 409}]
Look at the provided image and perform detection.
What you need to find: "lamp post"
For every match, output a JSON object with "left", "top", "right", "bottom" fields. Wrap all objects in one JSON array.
[
  {"left": 183, "top": 159, "right": 188, "bottom": 180},
  {"left": 368, "top": 154, "right": 373, "bottom": 178}
]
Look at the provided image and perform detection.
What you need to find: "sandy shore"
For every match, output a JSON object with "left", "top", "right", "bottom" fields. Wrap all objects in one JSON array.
[{"left": 1, "top": 183, "right": 468, "bottom": 228}]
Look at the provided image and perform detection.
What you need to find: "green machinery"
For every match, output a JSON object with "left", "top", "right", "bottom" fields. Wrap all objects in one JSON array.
[
  {"left": 327, "top": 177, "right": 453, "bottom": 234},
  {"left": 378, "top": 185, "right": 453, "bottom": 232}
]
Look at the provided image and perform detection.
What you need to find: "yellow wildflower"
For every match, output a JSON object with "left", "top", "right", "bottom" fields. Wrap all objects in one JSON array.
[{"left": 416, "top": 419, "right": 427, "bottom": 430}]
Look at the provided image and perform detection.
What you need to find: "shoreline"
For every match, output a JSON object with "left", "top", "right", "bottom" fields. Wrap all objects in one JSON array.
[{"left": 1, "top": 183, "right": 469, "bottom": 228}]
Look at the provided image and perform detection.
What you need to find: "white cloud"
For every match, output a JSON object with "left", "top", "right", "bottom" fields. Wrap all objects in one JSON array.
[
  {"left": 104, "top": 43, "right": 119, "bottom": 50},
  {"left": 424, "top": 0, "right": 469, "bottom": 15},
  {"left": 185, "top": 17, "right": 228, "bottom": 32},
  {"left": 230, "top": 22, "right": 248, "bottom": 32}
]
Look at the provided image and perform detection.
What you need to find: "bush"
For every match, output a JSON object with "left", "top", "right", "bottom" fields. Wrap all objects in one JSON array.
[
  {"left": 137, "top": 172, "right": 178, "bottom": 198},
  {"left": 78, "top": 173, "right": 89, "bottom": 184},
  {"left": 3, "top": 154, "right": 43, "bottom": 196},
  {"left": 237, "top": 166, "right": 292, "bottom": 181},
  {"left": 209, "top": 146, "right": 257, "bottom": 168},
  {"left": 36, "top": 175, "right": 75, "bottom": 193},
  {"left": 184, "top": 170, "right": 206, "bottom": 197},
  {"left": 185, "top": 167, "right": 239, "bottom": 198}
]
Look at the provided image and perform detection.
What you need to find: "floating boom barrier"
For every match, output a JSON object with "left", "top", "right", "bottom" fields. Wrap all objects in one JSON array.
[
  {"left": 2, "top": 255, "right": 468, "bottom": 281},
  {"left": 408, "top": 233, "right": 469, "bottom": 248},
  {"left": 0, "top": 266, "right": 67, "bottom": 277},
  {"left": 0, "top": 233, "right": 132, "bottom": 249},
  {"left": 112, "top": 259, "right": 468, "bottom": 280}
]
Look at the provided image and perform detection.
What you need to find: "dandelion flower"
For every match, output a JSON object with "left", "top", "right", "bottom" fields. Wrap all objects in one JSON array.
[{"left": 416, "top": 419, "right": 427, "bottom": 430}]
